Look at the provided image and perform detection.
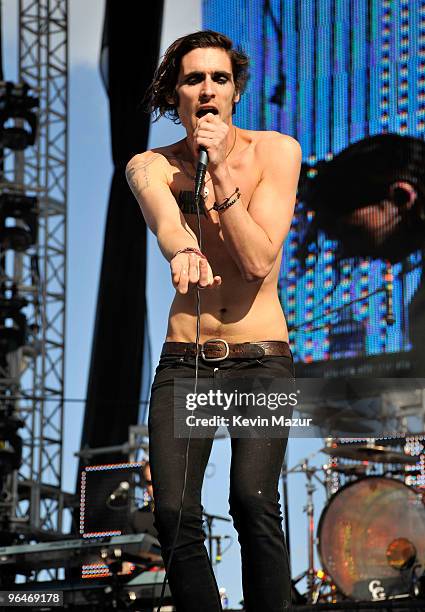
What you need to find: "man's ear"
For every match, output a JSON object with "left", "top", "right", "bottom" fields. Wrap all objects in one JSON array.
[
  {"left": 166, "top": 91, "right": 179, "bottom": 106},
  {"left": 233, "top": 88, "right": 241, "bottom": 104}
]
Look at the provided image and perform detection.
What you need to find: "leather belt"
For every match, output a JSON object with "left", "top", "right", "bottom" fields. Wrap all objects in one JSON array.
[{"left": 161, "top": 339, "right": 292, "bottom": 362}]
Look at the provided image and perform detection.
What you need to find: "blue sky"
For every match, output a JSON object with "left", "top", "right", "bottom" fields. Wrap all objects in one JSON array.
[{"left": 3, "top": 0, "right": 324, "bottom": 607}]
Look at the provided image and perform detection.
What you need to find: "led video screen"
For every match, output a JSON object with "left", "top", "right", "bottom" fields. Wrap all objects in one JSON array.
[{"left": 204, "top": 0, "right": 425, "bottom": 377}]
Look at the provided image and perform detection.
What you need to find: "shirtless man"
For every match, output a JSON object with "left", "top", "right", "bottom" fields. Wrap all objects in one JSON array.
[{"left": 126, "top": 30, "right": 301, "bottom": 612}]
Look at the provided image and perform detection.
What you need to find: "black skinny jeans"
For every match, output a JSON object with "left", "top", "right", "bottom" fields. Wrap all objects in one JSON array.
[{"left": 148, "top": 349, "right": 294, "bottom": 612}]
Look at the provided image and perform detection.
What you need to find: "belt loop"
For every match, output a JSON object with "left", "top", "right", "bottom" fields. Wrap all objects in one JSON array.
[{"left": 183, "top": 343, "right": 199, "bottom": 361}]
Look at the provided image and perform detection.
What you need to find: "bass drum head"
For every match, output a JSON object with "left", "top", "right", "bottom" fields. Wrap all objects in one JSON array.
[{"left": 318, "top": 476, "right": 425, "bottom": 599}]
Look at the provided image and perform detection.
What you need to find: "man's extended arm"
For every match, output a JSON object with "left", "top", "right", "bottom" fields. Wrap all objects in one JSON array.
[
  {"left": 210, "top": 134, "right": 302, "bottom": 282},
  {"left": 126, "top": 151, "right": 221, "bottom": 293},
  {"left": 126, "top": 152, "right": 198, "bottom": 260}
]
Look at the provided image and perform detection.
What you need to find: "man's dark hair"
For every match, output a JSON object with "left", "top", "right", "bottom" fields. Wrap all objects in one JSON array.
[{"left": 145, "top": 30, "right": 249, "bottom": 124}]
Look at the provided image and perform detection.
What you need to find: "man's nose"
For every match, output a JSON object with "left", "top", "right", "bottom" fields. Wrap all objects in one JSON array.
[{"left": 200, "top": 76, "right": 215, "bottom": 98}]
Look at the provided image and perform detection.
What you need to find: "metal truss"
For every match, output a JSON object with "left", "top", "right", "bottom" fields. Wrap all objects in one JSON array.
[{"left": 0, "top": 0, "right": 68, "bottom": 538}]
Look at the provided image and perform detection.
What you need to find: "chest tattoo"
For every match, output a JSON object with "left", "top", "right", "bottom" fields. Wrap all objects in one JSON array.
[{"left": 178, "top": 191, "right": 207, "bottom": 216}]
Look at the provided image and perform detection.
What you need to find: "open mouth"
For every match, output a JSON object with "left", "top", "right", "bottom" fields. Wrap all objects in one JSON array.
[{"left": 196, "top": 108, "right": 219, "bottom": 118}]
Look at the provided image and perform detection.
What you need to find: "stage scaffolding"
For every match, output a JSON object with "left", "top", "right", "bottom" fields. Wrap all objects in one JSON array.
[{"left": 0, "top": 0, "right": 69, "bottom": 540}]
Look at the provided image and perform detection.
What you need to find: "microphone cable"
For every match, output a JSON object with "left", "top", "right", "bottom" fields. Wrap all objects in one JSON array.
[{"left": 156, "top": 149, "right": 208, "bottom": 611}]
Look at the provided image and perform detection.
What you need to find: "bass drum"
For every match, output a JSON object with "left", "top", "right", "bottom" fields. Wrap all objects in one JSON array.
[{"left": 318, "top": 476, "right": 425, "bottom": 600}]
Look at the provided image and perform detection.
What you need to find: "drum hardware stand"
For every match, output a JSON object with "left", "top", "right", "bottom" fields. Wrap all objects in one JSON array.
[
  {"left": 281, "top": 455, "right": 291, "bottom": 567},
  {"left": 287, "top": 455, "right": 325, "bottom": 603},
  {"left": 412, "top": 563, "right": 425, "bottom": 598},
  {"left": 202, "top": 511, "right": 231, "bottom": 565},
  {"left": 303, "top": 459, "right": 322, "bottom": 603},
  {"left": 209, "top": 534, "right": 232, "bottom": 565},
  {"left": 391, "top": 389, "right": 425, "bottom": 434}
]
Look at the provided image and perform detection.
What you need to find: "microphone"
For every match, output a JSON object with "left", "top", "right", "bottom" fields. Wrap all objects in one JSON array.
[
  {"left": 216, "top": 536, "right": 222, "bottom": 563},
  {"left": 197, "top": 146, "right": 209, "bottom": 168},
  {"left": 194, "top": 146, "right": 208, "bottom": 206},
  {"left": 107, "top": 481, "right": 130, "bottom": 507}
]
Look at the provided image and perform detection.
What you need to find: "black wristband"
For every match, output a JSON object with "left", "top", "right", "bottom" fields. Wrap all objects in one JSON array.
[{"left": 212, "top": 187, "right": 241, "bottom": 212}]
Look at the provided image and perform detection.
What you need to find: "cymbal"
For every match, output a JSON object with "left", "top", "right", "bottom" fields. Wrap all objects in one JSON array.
[
  {"left": 323, "top": 418, "right": 378, "bottom": 434},
  {"left": 329, "top": 464, "right": 368, "bottom": 476},
  {"left": 385, "top": 467, "right": 423, "bottom": 476},
  {"left": 296, "top": 403, "right": 387, "bottom": 435},
  {"left": 321, "top": 444, "right": 418, "bottom": 464},
  {"left": 299, "top": 403, "right": 375, "bottom": 420}
]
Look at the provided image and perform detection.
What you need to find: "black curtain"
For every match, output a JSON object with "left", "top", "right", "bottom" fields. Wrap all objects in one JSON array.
[
  {"left": 0, "top": 0, "right": 4, "bottom": 81},
  {"left": 78, "top": 0, "right": 164, "bottom": 470}
]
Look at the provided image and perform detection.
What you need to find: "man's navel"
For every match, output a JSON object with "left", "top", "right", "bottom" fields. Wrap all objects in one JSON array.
[{"left": 218, "top": 307, "right": 228, "bottom": 321}]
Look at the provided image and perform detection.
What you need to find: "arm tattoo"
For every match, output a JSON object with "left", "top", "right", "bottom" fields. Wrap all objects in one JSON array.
[{"left": 126, "top": 154, "right": 161, "bottom": 194}]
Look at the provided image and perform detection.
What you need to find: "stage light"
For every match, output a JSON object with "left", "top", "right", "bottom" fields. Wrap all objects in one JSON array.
[
  {"left": 0, "top": 81, "right": 38, "bottom": 151},
  {"left": 0, "top": 291, "right": 28, "bottom": 356},
  {"left": 0, "top": 411, "right": 23, "bottom": 475},
  {"left": 0, "top": 193, "right": 38, "bottom": 251}
]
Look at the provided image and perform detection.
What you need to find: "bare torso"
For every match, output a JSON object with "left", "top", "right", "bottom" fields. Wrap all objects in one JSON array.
[{"left": 154, "top": 128, "right": 289, "bottom": 343}]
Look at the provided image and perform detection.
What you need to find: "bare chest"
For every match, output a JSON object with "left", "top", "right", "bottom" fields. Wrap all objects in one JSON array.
[{"left": 169, "top": 161, "right": 261, "bottom": 251}]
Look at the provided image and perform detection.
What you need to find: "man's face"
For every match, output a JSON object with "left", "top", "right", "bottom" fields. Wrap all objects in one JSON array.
[
  {"left": 332, "top": 181, "right": 422, "bottom": 260},
  {"left": 344, "top": 181, "right": 418, "bottom": 247},
  {"left": 174, "top": 47, "right": 240, "bottom": 132}
]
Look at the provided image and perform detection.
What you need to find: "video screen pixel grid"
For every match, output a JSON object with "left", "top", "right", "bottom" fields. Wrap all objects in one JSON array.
[{"left": 203, "top": 0, "right": 425, "bottom": 375}]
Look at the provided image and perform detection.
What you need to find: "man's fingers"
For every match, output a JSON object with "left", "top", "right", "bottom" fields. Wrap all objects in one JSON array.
[
  {"left": 196, "top": 137, "right": 214, "bottom": 151},
  {"left": 200, "top": 274, "right": 222, "bottom": 290},
  {"left": 171, "top": 255, "right": 194, "bottom": 293},
  {"left": 171, "top": 255, "right": 220, "bottom": 293},
  {"left": 197, "top": 112, "right": 219, "bottom": 125},
  {"left": 171, "top": 260, "right": 188, "bottom": 294},
  {"left": 170, "top": 264, "right": 180, "bottom": 287},
  {"left": 188, "top": 253, "right": 199, "bottom": 284},
  {"left": 197, "top": 124, "right": 216, "bottom": 135},
  {"left": 178, "top": 265, "right": 189, "bottom": 293},
  {"left": 197, "top": 258, "right": 209, "bottom": 288}
]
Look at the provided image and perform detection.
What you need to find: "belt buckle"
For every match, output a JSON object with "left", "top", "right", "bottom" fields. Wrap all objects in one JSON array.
[{"left": 201, "top": 338, "right": 230, "bottom": 362}]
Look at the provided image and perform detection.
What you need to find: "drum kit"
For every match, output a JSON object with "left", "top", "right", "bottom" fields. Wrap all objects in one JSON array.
[{"left": 287, "top": 436, "right": 425, "bottom": 605}]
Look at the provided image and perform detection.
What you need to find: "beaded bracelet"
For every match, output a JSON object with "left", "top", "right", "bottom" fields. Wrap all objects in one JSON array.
[
  {"left": 173, "top": 247, "right": 207, "bottom": 260},
  {"left": 212, "top": 187, "right": 241, "bottom": 212}
]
